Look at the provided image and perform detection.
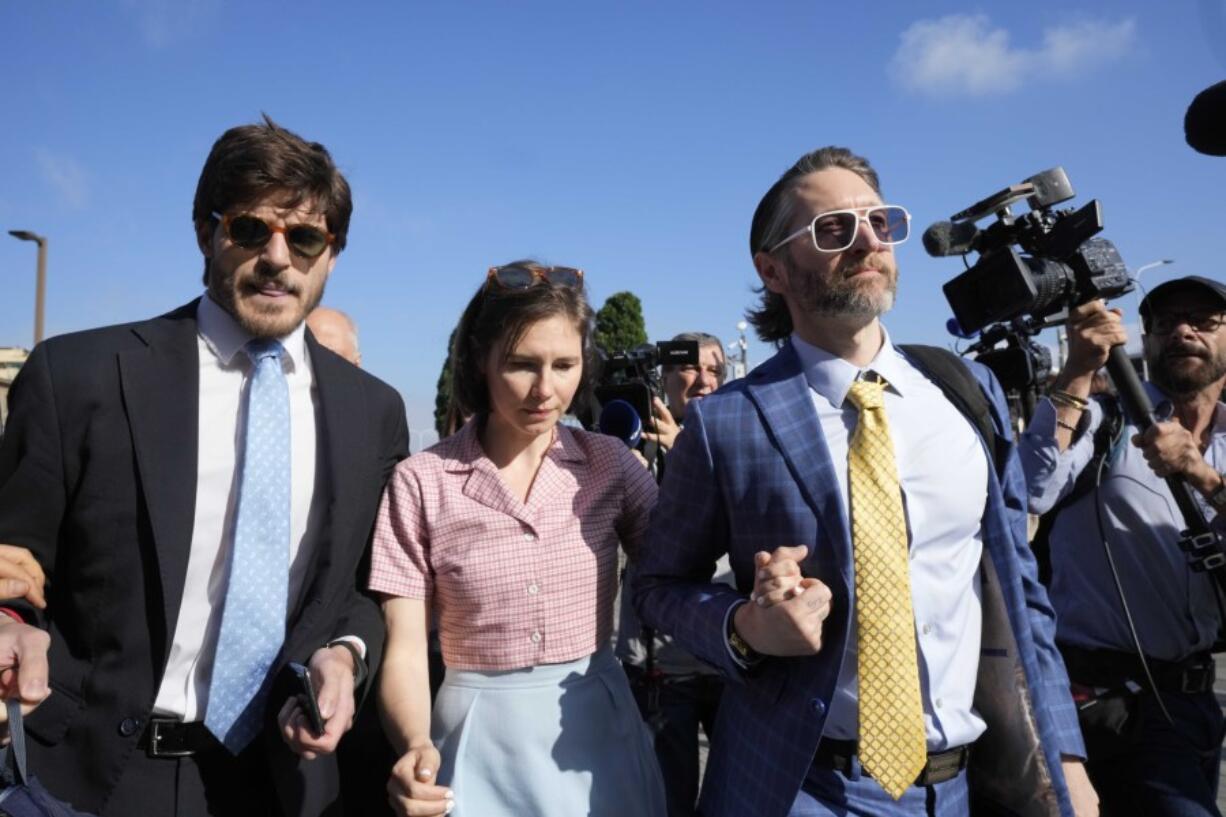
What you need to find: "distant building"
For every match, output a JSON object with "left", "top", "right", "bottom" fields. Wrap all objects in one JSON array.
[{"left": 0, "top": 347, "right": 29, "bottom": 435}]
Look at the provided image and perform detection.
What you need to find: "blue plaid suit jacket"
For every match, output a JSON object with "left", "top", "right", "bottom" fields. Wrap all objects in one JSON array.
[{"left": 633, "top": 340, "right": 1085, "bottom": 817}]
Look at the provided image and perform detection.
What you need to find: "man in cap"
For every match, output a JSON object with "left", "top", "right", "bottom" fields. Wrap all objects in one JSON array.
[{"left": 1021, "top": 275, "right": 1226, "bottom": 816}]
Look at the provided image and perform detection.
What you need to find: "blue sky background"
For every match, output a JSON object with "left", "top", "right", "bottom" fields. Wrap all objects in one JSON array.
[{"left": 3, "top": 1, "right": 1224, "bottom": 434}]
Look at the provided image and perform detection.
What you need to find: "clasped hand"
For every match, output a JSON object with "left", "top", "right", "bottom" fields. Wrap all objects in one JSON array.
[{"left": 734, "top": 545, "right": 832, "bottom": 656}]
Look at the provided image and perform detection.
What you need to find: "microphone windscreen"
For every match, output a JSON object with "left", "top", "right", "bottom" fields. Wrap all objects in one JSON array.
[
  {"left": 597, "top": 399, "right": 642, "bottom": 448},
  {"left": 923, "top": 220, "right": 979, "bottom": 257},
  {"left": 1186, "top": 80, "right": 1226, "bottom": 156},
  {"left": 923, "top": 222, "right": 956, "bottom": 257}
]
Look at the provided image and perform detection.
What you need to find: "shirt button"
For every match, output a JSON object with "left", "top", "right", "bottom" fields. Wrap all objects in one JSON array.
[
  {"left": 935, "top": 698, "right": 943, "bottom": 708},
  {"left": 524, "top": 532, "right": 536, "bottom": 541},
  {"left": 528, "top": 583, "right": 540, "bottom": 595},
  {"left": 531, "top": 630, "right": 542, "bottom": 643},
  {"left": 922, "top": 624, "right": 932, "bottom": 635}
]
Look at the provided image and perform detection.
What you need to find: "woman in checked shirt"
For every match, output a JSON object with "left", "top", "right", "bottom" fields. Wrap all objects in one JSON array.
[{"left": 370, "top": 261, "right": 666, "bottom": 817}]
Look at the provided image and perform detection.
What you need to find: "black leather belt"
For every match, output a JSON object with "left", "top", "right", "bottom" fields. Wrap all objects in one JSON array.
[
  {"left": 1060, "top": 645, "right": 1216, "bottom": 695},
  {"left": 139, "top": 718, "right": 219, "bottom": 758},
  {"left": 813, "top": 738, "right": 971, "bottom": 787}
]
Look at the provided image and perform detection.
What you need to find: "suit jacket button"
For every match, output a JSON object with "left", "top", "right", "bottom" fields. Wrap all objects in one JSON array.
[
  {"left": 809, "top": 698, "right": 826, "bottom": 717},
  {"left": 118, "top": 717, "right": 142, "bottom": 737}
]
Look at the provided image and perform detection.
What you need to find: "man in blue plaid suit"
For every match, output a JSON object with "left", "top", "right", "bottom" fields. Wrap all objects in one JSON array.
[{"left": 633, "top": 147, "right": 1098, "bottom": 817}]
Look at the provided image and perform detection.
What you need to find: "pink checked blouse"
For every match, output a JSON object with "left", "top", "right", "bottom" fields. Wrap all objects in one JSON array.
[{"left": 369, "top": 420, "right": 658, "bottom": 671}]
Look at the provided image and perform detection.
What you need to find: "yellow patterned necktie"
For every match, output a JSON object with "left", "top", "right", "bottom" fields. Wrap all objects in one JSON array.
[{"left": 846, "top": 375, "right": 926, "bottom": 800}]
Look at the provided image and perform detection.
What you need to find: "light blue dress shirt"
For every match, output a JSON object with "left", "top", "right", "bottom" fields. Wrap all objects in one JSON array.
[
  {"left": 791, "top": 331, "right": 990, "bottom": 750},
  {"left": 1020, "top": 386, "right": 1226, "bottom": 661}
]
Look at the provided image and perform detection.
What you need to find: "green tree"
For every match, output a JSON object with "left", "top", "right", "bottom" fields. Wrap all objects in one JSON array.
[
  {"left": 433, "top": 328, "right": 457, "bottom": 437},
  {"left": 594, "top": 291, "right": 648, "bottom": 356}
]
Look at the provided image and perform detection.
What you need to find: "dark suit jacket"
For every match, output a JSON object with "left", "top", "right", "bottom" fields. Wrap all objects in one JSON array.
[
  {"left": 0, "top": 299, "right": 408, "bottom": 816},
  {"left": 633, "top": 340, "right": 1085, "bottom": 817}
]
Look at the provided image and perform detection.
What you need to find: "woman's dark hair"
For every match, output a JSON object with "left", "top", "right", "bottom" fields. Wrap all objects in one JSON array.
[
  {"left": 193, "top": 114, "right": 352, "bottom": 283},
  {"left": 450, "top": 260, "right": 596, "bottom": 419},
  {"left": 745, "top": 146, "right": 881, "bottom": 344}
]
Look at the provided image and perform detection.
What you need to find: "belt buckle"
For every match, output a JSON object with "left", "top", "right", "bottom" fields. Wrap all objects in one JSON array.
[
  {"left": 1181, "top": 665, "right": 1212, "bottom": 694},
  {"left": 147, "top": 719, "right": 195, "bottom": 758}
]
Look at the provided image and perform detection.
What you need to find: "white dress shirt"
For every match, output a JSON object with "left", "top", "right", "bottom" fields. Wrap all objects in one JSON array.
[
  {"left": 152, "top": 294, "right": 323, "bottom": 720},
  {"left": 791, "top": 330, "right": 990, "bottom": 750}
]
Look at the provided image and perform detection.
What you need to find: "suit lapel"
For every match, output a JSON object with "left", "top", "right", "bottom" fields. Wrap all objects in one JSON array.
[
  {"left": 118, "top": 301, "right": 201, "bottom": 649},
  {"left": 745, "top": 342, "right": 853, "bottom": 583},
  {"left": 306, "top": 333, "right": 371, "bottom": 605}
]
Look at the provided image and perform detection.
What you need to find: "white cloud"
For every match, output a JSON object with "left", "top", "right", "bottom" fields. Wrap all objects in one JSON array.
[
  {"left": 121, "top": 0, "right": 217, "bottom": 49},
  {"left": 891, "top": 14, "right": 1136, "bottom": 97},
  {"left": 34, "top": 148, "right": 89, "bottom": 209}
]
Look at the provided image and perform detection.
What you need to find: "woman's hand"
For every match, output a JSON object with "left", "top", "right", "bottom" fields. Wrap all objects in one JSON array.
[{"left": 388, "top": 743, "right": 454, "bottom": 816}]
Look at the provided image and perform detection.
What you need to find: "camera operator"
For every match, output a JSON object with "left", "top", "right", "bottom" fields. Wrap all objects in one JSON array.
[
  {"left": 1019, "top": 276, "right": 1226, "bottom": 816},
  {"left": 616, "top": 330, "right": 731, "bottom": 817},
  {"left": 640, "top": 332, "right": 727, "bottom": 453}
]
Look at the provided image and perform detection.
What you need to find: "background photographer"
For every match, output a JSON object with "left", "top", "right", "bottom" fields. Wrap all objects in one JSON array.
[
  {"left": 640, "top": 332, "right": 727, "bottom": 453},
  {"left": 616, "top": 330, "right": 732, "bottom": 817},
  {"left": 1019, "top": 275, "right": 1226, "bottom": 816}
]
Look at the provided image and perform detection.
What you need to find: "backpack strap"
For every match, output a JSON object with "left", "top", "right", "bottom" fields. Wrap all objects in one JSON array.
[{"left": 898, "top": 344, "right": 1008, "bottom": 475}]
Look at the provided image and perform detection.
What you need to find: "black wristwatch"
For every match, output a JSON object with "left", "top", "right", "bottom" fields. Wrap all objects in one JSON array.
[
  {"left": 326, "top": 639, "right": 368, "bottom": 689},
  {"left": 1208, "top": 472, "right": 1226, "bottom": 514}
]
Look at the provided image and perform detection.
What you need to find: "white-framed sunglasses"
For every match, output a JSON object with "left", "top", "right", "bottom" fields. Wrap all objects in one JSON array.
[{"left": 769, "top": 204, "right": 911, "bottom": 254}]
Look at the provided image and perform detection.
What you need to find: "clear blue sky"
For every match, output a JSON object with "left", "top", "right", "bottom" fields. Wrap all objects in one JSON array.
[{"left": 3, "top": 1, "right": 1224, "bottom": 432}]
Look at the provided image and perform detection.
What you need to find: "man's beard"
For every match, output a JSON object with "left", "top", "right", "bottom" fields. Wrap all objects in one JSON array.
[
  {"left": 1149, "top": 341, "right": 1226, "bottom": 397},
  {"left": 788, "top": 254, "right": 898, "bottom": 319}
]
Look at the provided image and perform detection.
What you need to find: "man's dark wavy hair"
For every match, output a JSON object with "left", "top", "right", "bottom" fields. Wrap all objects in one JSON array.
[{"left": 193, "top": 114, "right": 352, "bottom": 284}]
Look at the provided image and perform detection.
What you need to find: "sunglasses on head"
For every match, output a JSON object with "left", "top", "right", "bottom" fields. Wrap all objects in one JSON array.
[
  {"left": 211, "top": 211, "right": 335, "bottom": 259},
  {"left": 486, "top": 264, "right": 584, "bottom": 289},
  {"left": 770, "top": 204, "right": 911, "bottom": 254}
]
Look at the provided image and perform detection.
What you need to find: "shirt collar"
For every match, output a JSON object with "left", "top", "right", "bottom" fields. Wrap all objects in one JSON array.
[
  {"left": 197, "top": 292, "right": 306, "bottom": 371},
  {"left": 445, "top": 416, "right": 588, "bottom": 473},
  {"left": 790, "top": 327, "right": 908, "bottom": 410}
]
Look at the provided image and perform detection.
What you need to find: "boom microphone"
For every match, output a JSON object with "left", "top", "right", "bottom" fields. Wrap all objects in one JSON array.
[
  {"left": 922, "top": 220, "right": 981, "bottom": 257},
  {"left": 1186, "top": 79, "right": 1226, "bottom": 156}
]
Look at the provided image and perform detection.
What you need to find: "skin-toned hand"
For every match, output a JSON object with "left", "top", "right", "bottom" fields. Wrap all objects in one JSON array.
[
  {"left": 277, "top": 644, "right": 358, "bottom": 759},
  {"left": 1061, "top": 758, "right": 1100, "bottom": 817},
  {"left": 749, "top": 546, "right": 809, "bottom": 607},
  {"left": 0, "top": 618, "right": 51, "bottom": 723},
  {"left": 640, "top": 396, "right": 681, "bottom": 452},
  {"left": 734, "top": 546, "right": 832, "bottom": 657},
  {"left": 1131, "top": 421, "right": 1220, "bottom": 491},
  {"left": 0, "top": 545, "right": 46, "bottom": 609},
  {"left": 388, "top": 742, "right": 454, "bottom": 817},
  {"left": 1061, "top": 300, "right": 1128, "bottom": 383}
]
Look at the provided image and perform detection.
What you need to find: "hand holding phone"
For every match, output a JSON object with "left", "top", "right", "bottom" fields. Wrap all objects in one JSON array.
[{"left": 289, "top": 661, "right": 326, "bottom": 737}]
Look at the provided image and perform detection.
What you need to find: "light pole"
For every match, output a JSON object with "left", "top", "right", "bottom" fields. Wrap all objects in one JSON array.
[
  {"left": 1132, "top": 258, "right": 1173, "bottom": 381},
  {"left": 8, "top": 230, "right": 47, "bottom": 346},
  {"left": 731, "top": 320, "right": 749, "bottom": 377}
]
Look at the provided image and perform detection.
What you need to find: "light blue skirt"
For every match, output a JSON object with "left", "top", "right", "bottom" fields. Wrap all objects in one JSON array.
[{"left": 432, "top": 646, "right": 666, "bottom": 817}]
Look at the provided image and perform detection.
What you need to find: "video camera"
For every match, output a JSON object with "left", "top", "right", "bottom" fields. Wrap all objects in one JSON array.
[
  {"left": 595, "top": 340, "right": 698, "bottom": 448},
  {"left": 927, "top": 168, "right": 1226, "bottom": 583},
  {"left": 923, "top": 168, "right": 1132, "bottom": 417},
  {"left": 925, "top": 167, "right": 1133, "bottom": 338}
]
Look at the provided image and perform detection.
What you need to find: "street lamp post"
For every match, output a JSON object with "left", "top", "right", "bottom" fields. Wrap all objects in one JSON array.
[
  {"left": 8, "top": 230, "right": 47, "bottom": 346},
  {"left": 735, "top": 320, "right": 748, "bottom": 374},
  {"left": 1132, "top": 258, "right": 1174, "bottom": 381}
]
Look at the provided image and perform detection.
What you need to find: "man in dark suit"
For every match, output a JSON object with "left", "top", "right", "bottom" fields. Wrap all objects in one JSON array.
[
  {"left": 633, "top": 146, "right": 1098, "bottom": 817},
  {"left": 0, "top": 116, "right": 407, "bottom": 816}
]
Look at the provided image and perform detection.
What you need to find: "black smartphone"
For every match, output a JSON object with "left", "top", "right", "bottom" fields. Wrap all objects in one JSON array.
[{"left": 289, "top": 661, "right": 326, "bottom": 737}]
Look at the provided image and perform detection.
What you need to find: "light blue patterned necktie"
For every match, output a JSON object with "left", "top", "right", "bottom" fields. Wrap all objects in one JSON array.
[{"left": 205, "top": 339, "right": 291, "bottom": 754}]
